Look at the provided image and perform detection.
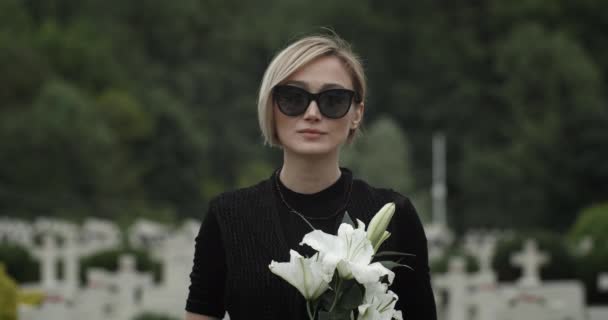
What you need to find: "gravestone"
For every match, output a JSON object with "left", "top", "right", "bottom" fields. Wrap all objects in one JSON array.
[
  {"left": 144, "top": 220, "right": 200, "bottom": 318},
  {"left": 497, "top": 281, "right": 586, "bottom": 320},
  {"left": 434, "top": 257, "right": 468, "bottom": 320},
  {"left": 0, "top": 217, "right": 33, "bottom": 248},
  {"left": 78, "top": 254, "right": 153, "bottom": 320},
  {"left": 75, "top": 268, "right": 120, "bottom": 320},
  {"left": 128, "top": 219, "right": 168, "bottom": 249},
  {"left": 37, "top": 234, "right": 59, "bottom": 290},
  {"left": 425, "top": 223, "right": 453, "bottom": 261},
  {"left": 463, "top": 231, "right": 499, "bottom": 320},
  {"left": 510, "top": 239, "right": 549, "bottom": 287},
  {"left": 31, "top": 220, "right": 82, "bottom": 299},
  {"left": 599, "top": 273, "right": 608, "bottom": 291},
  {"left": 113, "top": 255, "right": 154, "bottom": 320},
  {"left": 431, "top": 132, "right": 447, "bottom": 227},
  {"left": 588, "top": 274, "right": 608, "bottom": 320},
  {"left": 469, "top": 283, "right": 499, "bottom": 320},
  {"left": 81, "top": 218, "right": 121, "bottom": 253},
  {"left": 497, "top": 292, "right": 555, "bottom": 320},
  {"left": 62, "top": 226, "right": 79, "bottom": 298},
  {"left": 464, "top": 231, "right": 498, "bottom": 282}
]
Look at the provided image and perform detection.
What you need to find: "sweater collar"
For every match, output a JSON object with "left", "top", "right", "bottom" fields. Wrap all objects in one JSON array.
[{"left": 262, "top": 167, "right": 355, "bottom": 252}]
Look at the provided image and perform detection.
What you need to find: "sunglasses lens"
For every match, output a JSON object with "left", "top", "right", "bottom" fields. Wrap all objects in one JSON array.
[
  {"left": 318, "top": 90, "right": 353, "bottom": 118},
  {"left": 274, "top": 86, "right": 309, "bottom": 116}
]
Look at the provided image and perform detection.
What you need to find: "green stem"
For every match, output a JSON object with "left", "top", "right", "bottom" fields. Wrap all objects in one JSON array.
[
  {"left": 307, "top": 300, "right": 314, "bottom": 320},
  {"left": 329, "top": 277, "right": 343, "bottom": 312}
]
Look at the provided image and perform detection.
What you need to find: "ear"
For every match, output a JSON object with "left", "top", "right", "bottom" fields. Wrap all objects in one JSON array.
[{"left": 351, "top": 103, "right": 364, "bottom": 129}]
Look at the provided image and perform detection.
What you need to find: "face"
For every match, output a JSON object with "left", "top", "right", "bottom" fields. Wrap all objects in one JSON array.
[{"left": 273, "top": 55, "right": 364, "bottom": 157}]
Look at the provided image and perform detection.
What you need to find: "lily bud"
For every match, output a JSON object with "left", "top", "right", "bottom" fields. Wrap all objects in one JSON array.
[
  {"left": 366, "top": 202, "right": 396, "bottom": 252},
  {"left": 373, "top": 231, "right": 391, "bottom": 253}
]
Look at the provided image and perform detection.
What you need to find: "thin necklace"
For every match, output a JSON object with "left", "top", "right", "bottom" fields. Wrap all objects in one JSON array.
[{"left": 274, "top": 168, "right": 353, "bottom": 231}]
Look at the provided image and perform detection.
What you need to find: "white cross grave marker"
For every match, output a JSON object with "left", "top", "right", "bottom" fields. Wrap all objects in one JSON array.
[
  {"left": 599, "top": 273, "right": 608, "bottom": 292},
  {"left": 435, "top": 257, "right": 468, "bottom": 320},
  {"left": 465, "top": 231, "right": 498, "bottom": 283},
  {"left": 62, "top": 226, "right": 79, "bottom": 298},
  {"left": 39, "top": 234, "right": 59, "bottom": 290},
  {"left": 431, "top": 132, "right": 447, "bottom": 227},
  {"left": 510, "top": 239, "right": 549, "bottom": 287},
  {"left": 114, "top": 254, "right": 154, "bottom": 320}
]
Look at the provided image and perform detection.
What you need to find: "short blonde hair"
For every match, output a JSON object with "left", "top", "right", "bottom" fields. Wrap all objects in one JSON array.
[{"left": 258, "top": 34, "right": 367, "bottom": 146}]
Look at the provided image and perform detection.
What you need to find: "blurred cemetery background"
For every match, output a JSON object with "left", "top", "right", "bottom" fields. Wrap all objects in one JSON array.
[{"left": 1, "top": 1, "right": 607, "bottom": 319}]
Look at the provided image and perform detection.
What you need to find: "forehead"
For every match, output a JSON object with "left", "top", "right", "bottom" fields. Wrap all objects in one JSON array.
[{"left": 283, "top": 55, "right": 354, "bottom": 91}]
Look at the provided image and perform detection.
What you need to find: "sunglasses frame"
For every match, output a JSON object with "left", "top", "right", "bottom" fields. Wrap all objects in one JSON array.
[{"left": 272, "top": 85, "right": 362, "bottom": 119}]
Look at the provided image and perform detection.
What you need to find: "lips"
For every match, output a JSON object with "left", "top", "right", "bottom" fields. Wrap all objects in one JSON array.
[{"left": 298, "top": 129, "right": 326, "bottom": 134}]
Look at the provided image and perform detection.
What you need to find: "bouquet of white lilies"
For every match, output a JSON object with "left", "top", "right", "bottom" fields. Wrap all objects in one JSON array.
[{"left": 268, "top": 202, "right": 413, "bottom": 320}]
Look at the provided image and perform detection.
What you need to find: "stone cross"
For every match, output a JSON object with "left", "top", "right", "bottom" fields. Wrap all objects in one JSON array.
[
  {"left": 81, "top": 218, "right": 121, "bottom": 253},
  {"left": 599, "top": 273, "right": 608, "bottom": 292},
  {"left": 435, "top": 257, "right": 468, "bottom": 320},
  {"left": 158, "top": 229, "right": 196, "bottom": 293},
  {"left": 464, "top": 232, "right": 497, "bottom": 280},
  {"left": 431, "top": 132, "right": 447, "bottom": 227},
  {"left": 39, "top": 234, "right": 59, "bottom": 290},
  {"left": 85, "top": 254, "right": 153, "bottom": 320},
  {"left": 511, "top": 239, "right": 550, "bottom": 287},
  {"left": 114, "top": 255, "right": 154, "bottom": 320},
  {"left": 62, "top": 228, "right": 79, "bottom": 298},
  {"left": 469, "top": 285, "right": 499, "bottom": 320},
  {"left": 0, "top": 218, "right": 33, "bottom": 248}
]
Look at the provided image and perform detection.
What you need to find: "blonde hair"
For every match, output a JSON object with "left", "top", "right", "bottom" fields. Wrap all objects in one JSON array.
[{"left": 257, "top": 33, "right": 367, "bottom": 146}]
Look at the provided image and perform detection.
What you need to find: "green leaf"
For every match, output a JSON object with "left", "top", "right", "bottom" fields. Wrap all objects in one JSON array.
[
  {"left": 318, "top": 310, "right": 352, "bottom": 320},
  {"left": 338, "top": 282, "right": 364, "bottom": 310},
  {"left": 379, "top": 260, "right": 415, "bottom": 271},
  {"left": 374, "top": 251, "right": 416, "bottom": 258},
  {"left": 319, "top": 289, "right": 336, "bottom": 310},
  {"left": 341, "top": 211, "right": 355, "bottom": 228},
  {"left": 318, "top": 311, "right": 330, "bottom": 320}
]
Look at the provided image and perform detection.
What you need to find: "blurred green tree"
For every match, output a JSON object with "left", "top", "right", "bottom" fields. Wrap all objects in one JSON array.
[{"left": 342, "top": 115, "right": 414, "bottom": 194}]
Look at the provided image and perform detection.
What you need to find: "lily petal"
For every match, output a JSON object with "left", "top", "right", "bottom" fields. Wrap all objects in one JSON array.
[
  {"left": 357, "top": 282, "right": 402, "bottom": 320},
  {"left": 268, "top": 250, "right": 331, "bottom": 300},
  {"left": 350, "top": 261, "right": 395, "bottom": 284}
]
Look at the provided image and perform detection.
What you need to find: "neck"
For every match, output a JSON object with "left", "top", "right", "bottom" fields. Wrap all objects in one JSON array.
[{"left": 280, "top": 150, "right": 341, "bottom": 194}]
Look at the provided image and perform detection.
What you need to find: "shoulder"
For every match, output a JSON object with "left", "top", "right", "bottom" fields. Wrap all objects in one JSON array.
[
  {"left": 351, "top": 176, "right": 415, "bottom": 215},
  {"left": 207, "top": 177, "right": 273, "bottom": 212}
]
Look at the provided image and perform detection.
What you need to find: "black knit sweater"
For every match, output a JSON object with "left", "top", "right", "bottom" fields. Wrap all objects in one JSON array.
[{"left": 186, "top": 168, "right": 437, "bottom": 319}]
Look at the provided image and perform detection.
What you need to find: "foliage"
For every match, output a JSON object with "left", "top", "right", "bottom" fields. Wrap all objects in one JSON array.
[
  {"left": 568, "top": 202, "right": 608, "bottom": 250},
  {"left": 0, "top": 244, "right": 39, "bottom": 284},
  {"left": 18, "top": 290, "right": 45, "bottom": 306},
  {"left": 573, "top": 245, "right": 608, "bottom": 305},
  {"left": 0, "top": 0, "right": 606, "bottom": 232},
  {"left": 342, "top": 116, "right": 414, "bottom": 195},
  {"left": 566, "top": 203, "right": 608, "bottom": 301},
  {"left": 492, "top": 231, "right": 577, "bottom": 283},
  {"left": 430, "top": 246, "right": 479, "bottom": 274},
  {"left": 0, "top": 263, "right": 18, "bottom": 320},
  {"left": 132, "top": 312, "right": 179, "bottom": 320}
]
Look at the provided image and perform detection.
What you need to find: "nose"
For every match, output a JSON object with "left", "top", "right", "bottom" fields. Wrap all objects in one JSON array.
[{"left": 303, "top": 99, "right": 321, "bottom": 121}]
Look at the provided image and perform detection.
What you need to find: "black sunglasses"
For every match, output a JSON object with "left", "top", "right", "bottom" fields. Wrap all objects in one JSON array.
[{"left": 272, "top": 85, "right": 361, "bottom": 119}]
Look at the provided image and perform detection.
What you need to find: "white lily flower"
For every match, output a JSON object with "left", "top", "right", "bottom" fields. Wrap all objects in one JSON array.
[
  {"left": 367, "top": 203, "right": 396, "bottom": 252},
  {"left": 357, "top": 282, "right": 403, "bottom": 320},
  {"left": 301, "top": 220, "right": 394, "bottom": 284},
  {"left": 268, "top": 250, "right": 332, "bottom": 301}
]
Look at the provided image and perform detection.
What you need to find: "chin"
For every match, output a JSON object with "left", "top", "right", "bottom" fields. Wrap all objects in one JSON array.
[{"left": 285, "top": 142, "right": 339, "bottom": 157}]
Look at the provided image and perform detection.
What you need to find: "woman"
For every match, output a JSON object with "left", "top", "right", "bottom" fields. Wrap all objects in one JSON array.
[{"left": 185, "top": 34, "right": 437, "bottom": 320}]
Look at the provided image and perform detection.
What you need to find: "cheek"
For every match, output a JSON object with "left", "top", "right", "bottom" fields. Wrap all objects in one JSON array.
[
  {"left": 273, "top": 110, "right": 294, "bottom": 138},
  {"left": 330, "top": 120, "right": 353, "bottom": 141}
]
